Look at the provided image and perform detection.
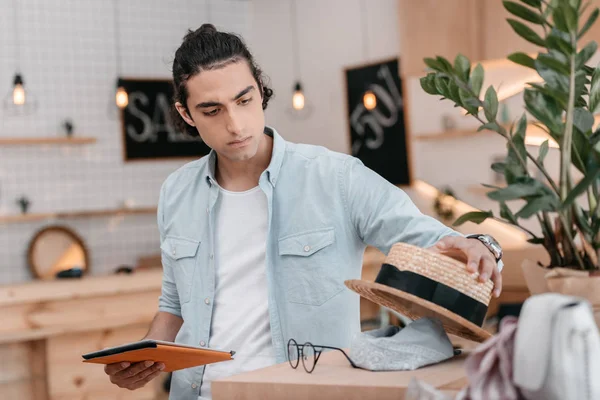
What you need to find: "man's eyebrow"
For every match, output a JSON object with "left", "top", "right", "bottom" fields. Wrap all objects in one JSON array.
[{"left": 195, "top": 86, "right": 255, "bottom": 109}]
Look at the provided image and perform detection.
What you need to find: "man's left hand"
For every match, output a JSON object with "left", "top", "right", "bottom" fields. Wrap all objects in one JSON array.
[{"left": 429, "top": 236, "right": 502, "bottom": 298}]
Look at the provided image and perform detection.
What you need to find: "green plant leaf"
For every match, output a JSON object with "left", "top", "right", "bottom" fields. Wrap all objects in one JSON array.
[
  {"left": 573, "top": 107, "right": 594, "bottom": 133},
  {"left": 436, "top": 56, "right": 454, "bottom": 73},
  {"left": 546, "top": 31, "right": 574, "bottom": 54},
  {"left": 452, "top": 211, "right": 493, "bottom": 226},
  {"left": 527, "top": 82, "right": 568, "bottom": 109},
  {"left": 491, "top": 162, "right": 507, "bottom": 174},
  {"left": 424, "top": 57, "right": 444, "bottom": 71},
  {"left": 575, "top": 69, "right": 589, "bottom": 99},
  {"left": 434, "top": 76, "right": 451, "bottom": 98},
  {"left": 515, "top": 195, "right": 558, "bottom": 218},
  {"left": 484, "top": 86, "right": 499, "bottom": 122},
  {"left": 552, "top": 6, "right": 569, "bottom": 31},
  {"left": 564, "top": 4, "right": 578, "bottom": 31},
  {"left": 469, "top": 64, "right": 484, "bottom": 98},
  {"left": 524, "top": 89, "right": 564, "bottom": 134},
  {"left": 571, "top": 128, "right": 589, "bottom": 173},
  {"left": 478, "top": 122, "right": 502, "bottom": 133},
  {"left": 420, "top": 74, "right": 439, "bottom": 95},
  {"left": 503, "top": 1, "right": 544, "bottom": 24},
  {"left": 535, "top": 61, "right": 569, "bottom": 94},
  {"left": 487, "top": 180, "right": 551, "bottom": 201},
  {"left": 511, "top": 114, "right": 529, "bottom": 160},
  {"left": 520, "top": 0, "right": 541, "bottom": 7},
  {"left": 504, "top": 161, "right": 528, "bottom": 184},
  {"left": 579, "top": 8, "right": 599, "bottom": 38},
  {"left": 562, "top": 167, "right": 600, "bottom": 209},
  {"left": 508, "top": 52, "right": 537, "bottom": 69},
  {"left": 459, "top": 88, "right": 479, "bottom": 115},
  {"left": 589, "top": 67, "right": 600, "bottom": 113},
  {"left": 447, "top": 80, "right": 463, "bottom": 105},
  {"left": 453, "top": 54, "right": 471, "bottom": 82},
  {"left": 536, "top": 53, "right": 570, "bottom": 75},
  {"left": 507, "top": 18, "right": 546, "bottom": 46},
  {"left": 500, "top": 201, "right": 519, "bottom": 224},
  {"left": 538, "top": 140, "right": 550, "bottom": 163},
  {"left": 576, "top": 41, "right": 598, "bottom": 69}
]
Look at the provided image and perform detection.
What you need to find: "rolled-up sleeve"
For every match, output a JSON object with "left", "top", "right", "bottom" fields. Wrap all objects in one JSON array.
[
  {"left": 157, "top": 182, "right": 182, "bottom": 317},
  {"left": 342, "top": 157, "right": 462, "bottom": 255}
]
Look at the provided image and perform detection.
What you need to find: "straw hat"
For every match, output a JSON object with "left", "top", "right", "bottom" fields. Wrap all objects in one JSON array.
[{"left": 345, "top": 242, "right": 494, "bottom": 342}]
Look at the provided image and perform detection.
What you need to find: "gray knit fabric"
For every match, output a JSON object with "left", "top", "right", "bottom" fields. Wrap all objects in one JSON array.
[{"left": 349, "top": 317, "right": 455, "bottom": 371}]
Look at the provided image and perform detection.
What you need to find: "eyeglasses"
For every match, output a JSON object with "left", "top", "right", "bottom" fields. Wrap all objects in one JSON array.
[{"left": 287, "top": 338, "right": 358, "bottom": 373}]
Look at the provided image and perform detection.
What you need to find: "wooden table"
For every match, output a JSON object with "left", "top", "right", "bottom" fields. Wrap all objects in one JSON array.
[{"left": 212, "top": 346, "right": 470, "bottom": 400}]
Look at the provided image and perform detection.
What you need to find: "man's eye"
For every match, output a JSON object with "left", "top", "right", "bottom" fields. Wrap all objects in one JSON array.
[
  {"left": 204, "top": 109, "right": 219, "bottom": 116},
  {"left": 240, "top": 97, "right": 252, "bottom": 105}
]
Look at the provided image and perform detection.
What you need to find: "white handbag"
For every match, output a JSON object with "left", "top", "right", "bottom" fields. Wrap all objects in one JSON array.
[{"left": 513, "top": 293, "right": 600, "bottom": 400}]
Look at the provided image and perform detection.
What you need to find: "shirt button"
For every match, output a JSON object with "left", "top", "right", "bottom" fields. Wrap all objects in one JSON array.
[
  {"left": 191, "top": 383, "right": 197, "bottom": 389},
  {"left": 172, "top": 248, "right": 176, "bottom": 256},
  {"left": 210, "top": 254, "right": 214, "bottom": 260},
  {"left": 200, "top": 341, "right": 206, "bottom": 346},
  {"left": 206, "top": 208, "right": 209, "bottom": 214},
  {"left": 304, "top": 245, "right": 311, "bottom": 252},
  {"left": 204, "top": 298, "right": 210, "bottom": 305}
]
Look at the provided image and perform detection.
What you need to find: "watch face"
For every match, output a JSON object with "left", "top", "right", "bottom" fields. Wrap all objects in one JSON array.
[{"left": 483, "top": 235, "right": 502, "bottom": 259}]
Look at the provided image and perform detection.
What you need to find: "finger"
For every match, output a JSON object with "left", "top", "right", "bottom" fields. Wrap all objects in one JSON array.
[
  {"left": 477, "top": 256, "right": 496, "bottom": 283},
  {"left": 131, "top": 362, "right": 165, "bottom": 384},
  {"left": 105, "top": 362, "right": 130, "bottom": 376},
  {"left": 434, "top": 236, "right": 462, "bottom": 250},
  {"left": 129, "top": 369, "right": 163, "bottom": 390},
  {"left": 115, "top": 361, "right": 154, "bottom": 379},
  {"left": 491, "top": 265, "right": 503, "bottom": 298},
  {"left": 466, "top": 251, "right": 482, "bottom": 274}
]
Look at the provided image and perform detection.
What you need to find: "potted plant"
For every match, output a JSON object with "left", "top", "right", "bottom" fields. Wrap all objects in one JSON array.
[{"left": 419, "top": 0, "right": 600, "bottom": 326}]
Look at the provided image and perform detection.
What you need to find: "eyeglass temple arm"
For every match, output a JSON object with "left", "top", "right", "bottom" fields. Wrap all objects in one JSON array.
[{"left": 316, "top": 346, "right": 358, "bottom": 368}]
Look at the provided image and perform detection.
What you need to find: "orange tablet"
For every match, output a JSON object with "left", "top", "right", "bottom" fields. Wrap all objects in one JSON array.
[{"left": 82, "top": 339, "right": 235, "bottom": 372}]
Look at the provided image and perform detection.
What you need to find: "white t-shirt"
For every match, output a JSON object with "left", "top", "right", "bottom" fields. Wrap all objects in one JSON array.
[{"left": 199, "top": 185, "right": 276, "bottom": 399}]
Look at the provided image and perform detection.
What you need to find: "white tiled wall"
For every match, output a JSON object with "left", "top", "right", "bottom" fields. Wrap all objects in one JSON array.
[{"left": 0, "top": 0, "right": 251, "bottom": 284}]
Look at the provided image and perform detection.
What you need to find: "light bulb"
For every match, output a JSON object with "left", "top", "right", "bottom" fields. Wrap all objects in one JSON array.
[
  {"left": 292, "top": 90, "right": 305, "bottom": 110},
  {"left": 13, "top": 84, "right": 25, "bottom": 105},
  {"left": 116, "top": 86, "right": 129, "bottom": 109},
  {"left": 363, "top": 90, "right": 376, "bottom": 110}
]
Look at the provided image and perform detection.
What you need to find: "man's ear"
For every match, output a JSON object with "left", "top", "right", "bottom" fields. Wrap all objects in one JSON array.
[{"left": 175, "top": 102, "right": 196, "bottom": 127}]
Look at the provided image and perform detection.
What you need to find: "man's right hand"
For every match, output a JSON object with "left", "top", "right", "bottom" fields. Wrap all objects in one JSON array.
[{"left": 105, "top": 361, "right": 165, "bottom": 390}]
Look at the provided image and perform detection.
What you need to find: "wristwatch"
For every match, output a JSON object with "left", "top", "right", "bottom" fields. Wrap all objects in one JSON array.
[{"left": 466, "top": 234, "right": 503, "bottom": 262}]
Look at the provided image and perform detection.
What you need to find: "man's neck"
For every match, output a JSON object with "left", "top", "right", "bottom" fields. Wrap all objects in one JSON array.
[{"left": 215, "top": 134, "right": 273, "bottom": 192}]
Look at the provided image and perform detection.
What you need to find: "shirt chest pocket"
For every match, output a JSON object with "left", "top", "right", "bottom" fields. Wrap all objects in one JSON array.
[
  {"left": 161, "top": 236, "right": 201, "bottom": 305},
  {"left": 278, "top": 227, "right": 344, "bottom": 306}
]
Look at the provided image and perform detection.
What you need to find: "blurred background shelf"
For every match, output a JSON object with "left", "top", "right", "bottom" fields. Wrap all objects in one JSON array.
[
  {"left": 0, "top": 207, "right": 157, "bottom": 224},
  {"left": 0, "top": 137, "right": 96, "bottom": 145},
  {"left": 414, "top": 122, "right": 559, "bottom": 148}
]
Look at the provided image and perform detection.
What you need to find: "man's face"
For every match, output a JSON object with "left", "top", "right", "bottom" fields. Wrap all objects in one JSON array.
[{"left": 177, "top": 60, "right": 266, "bottom": 162}]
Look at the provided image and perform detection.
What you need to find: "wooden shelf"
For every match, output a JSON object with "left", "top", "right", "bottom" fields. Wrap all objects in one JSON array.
[
  {"left": 415, "top": 122, "right": 559, "bottom": 148},
  {"left": 414, "top": 128, "right": 493, "bottom": 141},
  {"left": 0, "top": 137, "right": 96, "bottom": 145},
  {"left": 0, "top": 206, "right": 157, "bottom": 224}
]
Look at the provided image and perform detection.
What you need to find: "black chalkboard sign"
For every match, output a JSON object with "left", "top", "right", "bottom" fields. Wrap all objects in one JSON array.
[
  {"left": 344, "top": 59, "right": 411, "bottom": 185},
  {"left": 119, "top": 78, "right": 211, "bottom": 161}
]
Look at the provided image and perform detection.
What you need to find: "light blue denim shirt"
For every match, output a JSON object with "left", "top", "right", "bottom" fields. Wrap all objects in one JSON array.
[{"left": 157, "top": 127, "right": 463, "bottom": 399}]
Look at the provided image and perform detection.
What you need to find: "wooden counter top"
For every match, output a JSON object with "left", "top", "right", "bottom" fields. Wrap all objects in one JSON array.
[
  {"left": 0, "top": 270, "right": 162, "bottom": 344},
  {"left": 213, "top": 343, "right": 472, "bottom": 400}
]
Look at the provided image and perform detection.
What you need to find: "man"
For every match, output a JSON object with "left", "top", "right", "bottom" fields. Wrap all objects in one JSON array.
[{"left": 104, "top": 24, "right": 503, "bottom": 400}]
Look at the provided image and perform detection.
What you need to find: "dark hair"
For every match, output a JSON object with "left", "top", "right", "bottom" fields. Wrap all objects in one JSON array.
[{"left": 171, "top": 23, "right": 273, "bottom": 137}]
